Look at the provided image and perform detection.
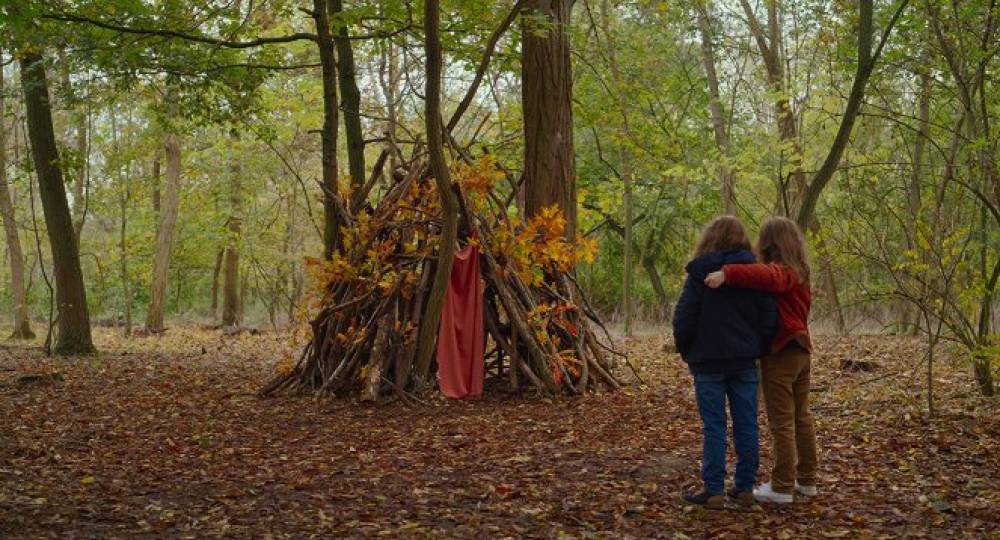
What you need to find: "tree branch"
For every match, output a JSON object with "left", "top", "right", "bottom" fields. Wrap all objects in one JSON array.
[{"left": 43, "top": 12, "right": 318, "bottom": 48}]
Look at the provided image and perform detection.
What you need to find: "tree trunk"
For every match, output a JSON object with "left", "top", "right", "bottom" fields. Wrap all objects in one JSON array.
[
  {"left": 313, "top": 0, "right": 342, "bottom": 259},
  {"left": 145, "top": 133, "right": 181, "bottom": 332},
  {"left": 151, "top": 153, "right": 161, "bottom": 215},
  {"left": 210, "top": 248, "right": 223, "bottom": 320},
  {"left": 522, "top": 0, "right": 577, "bottom": 238},
  {"left": 901, "top": 62, "right": 931, "bottom": 334},
  {"left": 696, "top": 1, "right": 736, "bottom": 214},
  {"left": 222, "top": 134, "right": 242, "bottom": 327},
  {"left": 114, "top": 111, "right": 132, "bottom": 338},
  {"left": 598, "top": 0, "right": 634, "bottom": 336},
  {"left": 71, "top": 110, "right": 87, "bottom": 241},
  {"left": 0, "top": 54, "right": 34, "bottom": 339},
  {"left": 738, "top": 0, "right": 806, "bottom": 211},
  {"left": 412, "top": 0, "right": 460, "bottom": 384},
  {"left": 330, "top": 0, "right": 366, "bottom": 191},
  {"left": 796, "top": 0, "right": 907, "bottom": 227},
  {"left": 20, "top": 52, "right": 95, "bottom": 355},
  {"left": 378, "top": 34, "right": 401, "bottom": 170}
]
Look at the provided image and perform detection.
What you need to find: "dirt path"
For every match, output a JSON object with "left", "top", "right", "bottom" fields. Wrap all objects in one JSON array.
[{"left": 1, "top": 328, "right": 997, "bottom": 538}]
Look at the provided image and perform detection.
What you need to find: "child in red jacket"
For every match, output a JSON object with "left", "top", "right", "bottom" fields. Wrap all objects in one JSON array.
[{"left": 704, "top": 216, "right": 818, "bottom": 504}]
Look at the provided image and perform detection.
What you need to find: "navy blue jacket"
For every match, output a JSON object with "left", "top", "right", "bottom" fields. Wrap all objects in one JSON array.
[{"left": 672, "top": 249, "right": 778, "bottom": 374}]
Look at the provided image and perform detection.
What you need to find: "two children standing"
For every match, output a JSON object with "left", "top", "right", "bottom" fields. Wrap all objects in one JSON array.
[{"left": 673, "top": 216, "right": 818, "bottom": 509}]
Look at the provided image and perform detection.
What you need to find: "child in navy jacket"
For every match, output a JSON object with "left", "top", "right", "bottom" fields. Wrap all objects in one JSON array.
[{"left": 673, "top": 216, "right": 777, "bottom": 510}]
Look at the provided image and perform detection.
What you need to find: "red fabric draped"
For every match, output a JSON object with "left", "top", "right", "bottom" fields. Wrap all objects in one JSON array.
[{"left": 436, "top": 245, "right": 484, "bottom": 399}]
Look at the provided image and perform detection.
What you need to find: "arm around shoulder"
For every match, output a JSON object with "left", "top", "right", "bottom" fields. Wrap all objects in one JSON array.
[{"left": 723, "top": 263, "right": 798, "bottom": 293}]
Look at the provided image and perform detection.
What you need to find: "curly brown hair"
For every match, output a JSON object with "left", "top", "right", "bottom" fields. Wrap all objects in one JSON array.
[
  {"left": 756, "top": 216, "right": 811, "bottom": 284},
  {"left": 694, "top": 216, "right": 752, "bottom": 257}
]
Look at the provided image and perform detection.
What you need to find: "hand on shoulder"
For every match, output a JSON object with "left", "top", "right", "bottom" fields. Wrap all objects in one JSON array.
[{"left": 704, "top": 270, "right": 725, "bottom": 288}]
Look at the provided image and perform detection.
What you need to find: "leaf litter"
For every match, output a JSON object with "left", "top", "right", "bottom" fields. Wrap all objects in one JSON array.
[{"left": 0, "top": 327, "right": 997, "bottom": 538}]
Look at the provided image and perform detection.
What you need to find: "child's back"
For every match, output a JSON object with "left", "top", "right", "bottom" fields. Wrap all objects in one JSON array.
[
  {"left": 673, "top": 242, "right": 777, "bottom": 510},
  {"left": 673, "top": 248, "right": 778, "bottom": 371}
]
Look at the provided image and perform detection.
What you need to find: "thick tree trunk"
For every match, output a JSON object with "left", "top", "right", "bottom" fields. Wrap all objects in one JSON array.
[
  {"left": 522, "top": 0, "right": 577, "bottom": 238},
  {"left": 222, "top": 135, "right": 242, "bottom": 327},
  {"left": 696, "top": 2, "right": 736, "bottom": 214},
  {"left": 20, "top": 52, "right": 95, "bottom": 355},
  {"left": 330, "top": 0, "right": 366, "bottom": 191},
  {"left": 0, "top": 57, "right": 34, "bottom": 339},
  {"left": 313, "top": 0, "right": 342, "bottom": 259},
  {"left": 145, "top": 133, "right": 181, "bottom": 332},
  {"left": 412, "top": 0, "right": 460, "bottom": 384}
]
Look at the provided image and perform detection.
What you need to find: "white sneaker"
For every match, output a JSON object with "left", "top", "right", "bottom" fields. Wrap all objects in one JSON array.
[
  {"left": 753, "top": 482, "right": 794, "bottom": 504},
  {"left": 795, "top": 482, "right": 818, "bottom": 497}
]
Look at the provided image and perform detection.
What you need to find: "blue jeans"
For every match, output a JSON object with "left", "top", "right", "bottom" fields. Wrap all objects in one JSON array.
[{"left": 693, "top": 368, "right": 759, "bottom": 494}]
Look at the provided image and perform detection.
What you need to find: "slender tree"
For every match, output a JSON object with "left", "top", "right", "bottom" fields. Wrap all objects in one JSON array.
[
  {"left": 222, "top": 131, "right": 242, "bottom": 327},
  {"left": 20, "top": 52, "right": 95, "bottom": 354},
  {"left": 695, "top": 1, "right": 736, "bottom": 214},
  {"left": 145, "top": 131, "right": 181, "bottom": 332},
  {"left": 412, "top": 0, "right": 460, "bottom": 384},
  {"left": 0, "top": 51, "right": 34, "bottom": 339},
  {"left": 330, "top": 0, "right": 366, "bottom": 191}
]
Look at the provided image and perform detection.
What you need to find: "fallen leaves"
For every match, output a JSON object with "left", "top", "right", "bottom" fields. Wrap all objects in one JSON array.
[{"left": 0, "top": 328, "right": 996, "bottom": 538}]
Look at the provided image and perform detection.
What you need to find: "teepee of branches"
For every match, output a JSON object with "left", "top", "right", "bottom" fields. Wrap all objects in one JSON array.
[{"left": 261, "top": 156, "right": 627, "bottom": 401}]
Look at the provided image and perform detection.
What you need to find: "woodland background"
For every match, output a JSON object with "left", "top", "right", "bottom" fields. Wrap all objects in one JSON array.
[
  {"left": 0, "top": 0, "right": 998, "bottom": 536},
  {"left": 0, "top": 1, "right": 997, "bottom": 378}
]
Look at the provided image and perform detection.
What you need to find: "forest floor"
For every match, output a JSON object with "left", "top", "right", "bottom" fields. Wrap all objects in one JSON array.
[{"left": 1, "top": 325, "right": 997, "bottom": 539}]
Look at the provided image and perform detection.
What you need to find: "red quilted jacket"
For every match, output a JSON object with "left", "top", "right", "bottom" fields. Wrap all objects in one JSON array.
[{"left": 722, "top": 262, "right": 813, "bottom": 354}]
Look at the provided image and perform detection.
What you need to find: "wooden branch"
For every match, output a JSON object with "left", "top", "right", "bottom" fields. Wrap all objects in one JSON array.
[
  {"left": 446, "top": 0, "right": 524, "bottom": 133},
  {"left": 795, "top": 0, "right": 910, "bottom": 228},
  {"left": 44, "top": 12, "right": 318, "bottom": 48}
]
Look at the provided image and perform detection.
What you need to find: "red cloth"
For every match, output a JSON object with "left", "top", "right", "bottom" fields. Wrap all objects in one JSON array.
[
  {"left": 436, "top": 245, "right": 485, "bottom": 399},
  {"left": 722, "top": 262, "right": 813, "bottom": 353}
]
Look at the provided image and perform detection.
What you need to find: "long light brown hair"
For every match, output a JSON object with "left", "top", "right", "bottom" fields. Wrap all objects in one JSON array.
[
  {"left": 694, "top": 216, "right": 752, "bottom": 257},
  {"left": 756, "top": 216, "right": 810, "bottom": 284}
]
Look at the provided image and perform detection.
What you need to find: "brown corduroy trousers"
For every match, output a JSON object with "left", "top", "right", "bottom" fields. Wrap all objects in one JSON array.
[{"left": 761, "top": 345, "right": 818, "bottom": 493}]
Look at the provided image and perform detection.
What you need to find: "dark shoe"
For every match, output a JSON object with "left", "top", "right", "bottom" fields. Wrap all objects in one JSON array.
[
  {"left": 681, "top": 490, "right": 725, "bottom": 510},
  {"left": 727, "top": 487, "right": 757, "bottom": 511}
]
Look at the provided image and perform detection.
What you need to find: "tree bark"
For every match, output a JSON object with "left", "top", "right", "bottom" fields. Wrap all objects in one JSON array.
[
  {"left": 210, "top": 248, "right": 224, "bottom": 320},
  {"left": 696, "top": 1, "right": 736, "bottom": 214},
  {"left": 330, "top": 0, "right": 366, "bottom": 191},
  {"left": 145, "top": 133, "right": 181, "bottom": 332},
  {"left": 522, "top": 0, "right": 577, "bottom": 238},
  {"left": 0, "top": 54, "right": 34, "bottom": 339},
  {"left": 20, "top": 52, "right": 95, "bottom": 355},
  {"left": 412, "top": 0, "right": 460, "bottom": 384},
  {"left": 222, "top": 133, "right": 242, "bottom": 327},
  {"left": 313, "top": 0, "right": 342, "bottom": 259},
  {"left": 151, "top": 153, "right": 161, "bottom": 215}
]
